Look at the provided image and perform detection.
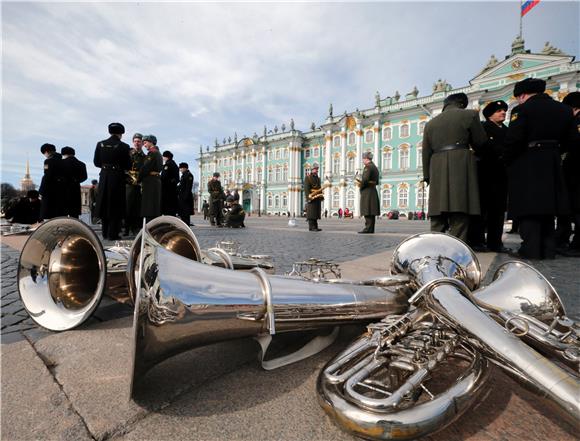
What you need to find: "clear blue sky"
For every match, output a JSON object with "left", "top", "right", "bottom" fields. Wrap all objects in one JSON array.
[{"left": 1, "top": 1, "right": 578, "bottom": 188}]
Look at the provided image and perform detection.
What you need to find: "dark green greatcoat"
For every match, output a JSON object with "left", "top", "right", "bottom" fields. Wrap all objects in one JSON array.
[
  {"left": 126, "top": 149, "right": 145, "bottom": 219},
  {"left": 359, "top": 161, "right": 380, "bottom": 216},
  {"left": 304, "top": 173, "right": 322, "bottom": 220},
  {"left": 139, "top": 149, "right": 163, "bottom": 218},
  {"left": 422, "top": 104, "right": 488, "bottom": 216}
]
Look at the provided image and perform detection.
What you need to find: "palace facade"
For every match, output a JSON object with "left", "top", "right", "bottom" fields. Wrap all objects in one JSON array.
[{"left": 198, "top": 38, "right": 579, "bottom": 217}]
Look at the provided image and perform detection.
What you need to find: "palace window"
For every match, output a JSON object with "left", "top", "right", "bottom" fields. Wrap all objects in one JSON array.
[
  {"left": 416, "top": 183, "right": 427, "bottom": 209},
  {"left": 348, "top": 132, "right": 356, "bottom": 146},
  {"left": 313, "top": 147, "right": 320, "bottom": 157},
  {"left": 416, "top": 142, "right": 423, "bottom": 169},
  {"left": 322, "top": 146, "right": 327, "bottom": 157},
  {"left": 275, "top": 166, "right": 281, "bottom": 182},
  {"left": 276, "top": 149, "right": 281, "bottom": 160},
  {"left": 398, "top": 185, "right": 409, "bottom": 208},
  {"left": 267, "top": 194, "right": 273, "bottom": 207},
  {"left": 382, "top": 126, "right": 392, "bottom": 141},
  {"left": 346, "top": 189, "right": 355, "bottom": 209},
  {"left": 332, "top": 191, "right": 340, "bottom": 208},
  {"left": 283, "top": 166, "right": 288, "bottom": 181},
  {"left": 364, "top": 130, "right": 374, "bottom": 143},
  {"left": 400, "top": 123, "right": 410, "bottom": 138},
  {"left": 382, "top": 149, "right": 393, "bottom": 170},
  {"left": 347, "top": 156, "right": 355, "bottom": 174},
  {"left": 257, "top": 168, "right": 263, "bottom": 182},
  {"left": 305, "top": 149, "right": 311, "bottom": 159},
  {"left": 236, "top": 169, "right": 242, "bottom": 181},
  {"left": 333, "top": 136, "right": 341, "bottom": 147},
  {"left": 268, "top": 168, "right": 273, "bottom": 182},
  {"left": 418, "top": 121, "right": 426, "bottom": 136},
  {"left": 399, "top": 146, "right": 410, "bottom": 170},
  {"left": 333, "top": 157, "right": 340, "bottom": 174},
  {"left": 282, "top": 194, "right": 288, "bottom": 207},
  {"left": 274, "top": 194, "right": 280, "bottom": 208},
  {"left": 382, "top": 188, "right": 391, "bottom": 208},
  {"left": 257, "top": 152, "right": 263, "bottom": 162},
  {"left": 245, "top": 168, "right": 251, "bottom": 182}
]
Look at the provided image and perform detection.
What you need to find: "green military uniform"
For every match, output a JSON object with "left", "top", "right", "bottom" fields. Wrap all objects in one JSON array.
[
  {"left": 358, "top": 157, "right": 380, "bottom": 233},
  {"left": 208, "top": 177, "right": 225, "bottom": 226},
  {"left": 125, "top": 149, "right": 146, "bottom": 234},
  {"left": 225, "top": 200, "right": 246, "bottom": 228},
  {"left": 303, "top": 169, "right": 322, "bottom": 231},
  {"left": 139, "top": 149, "right": 163, "bottom": 221},
  {"left": 422, "top": 94, "right": 488, "bottom": 241}
]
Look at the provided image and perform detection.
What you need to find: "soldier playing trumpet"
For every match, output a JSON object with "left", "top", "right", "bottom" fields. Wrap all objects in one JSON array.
[{"left": 304, "top": 162, "right": 323, "bottom": 232}]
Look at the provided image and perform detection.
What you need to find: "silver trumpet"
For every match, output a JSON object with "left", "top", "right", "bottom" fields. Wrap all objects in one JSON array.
[
  {"left": 17, "top": 217, "right": 273, "bottom": 332},
  {"left": 317, "top": 233, "right": 579, "bottom": 440},
  {"left": 129, "top": 224, "right": 415, "bottom": 396}
]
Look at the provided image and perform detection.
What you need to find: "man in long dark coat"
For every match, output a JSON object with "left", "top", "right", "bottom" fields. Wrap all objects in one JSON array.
[
  {"left": 557, "top": 92, "right": 580, "bottom": 256},
  {"left": 422, "top": 93, "right": 488, "bottom": 242},
  {"left": 357, "top": 152, "right": 380, "bottom": 234},
  {"left": 139, "top": 135, "right": 163, "bottom": 223},
  {"left": 89, "top": 179, "right": 99, "bottom": 224},
  {"left": 161, "top": 150, "right": 179, "bottom": 216},
  {"left": 303, "top": 162, "right": 322, "bottom": 231},
  {"left": 208, "top": 172, "right": 225, "bottom": 227},
  {"left": 177, "top": 162, "right": 194, "bottom": 226},
  {"left": 468, "top": 100, "right": 509, "bottom": 252},
  {"left": 39, "top": 143, "right": 65, "bottom": 220},
  {"left": 125, "top": 133, "right": 146, "bottom": 235},
  {"left": 504, "top": 78, "right": 579, "bottom": 259},
  {"left": 94, "top": 122, "right": 131, "bottom": 240},
  {"left": 60, "top": 146, "right": 87, "bottom": 219}
]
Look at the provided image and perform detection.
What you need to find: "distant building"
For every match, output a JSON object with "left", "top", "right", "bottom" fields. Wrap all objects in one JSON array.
[
  {"left": 198, "top": 38, "right": 579, "bottom": 217},
  {"left": 20, "top": 160, "right": 36, "bottom": 192}
]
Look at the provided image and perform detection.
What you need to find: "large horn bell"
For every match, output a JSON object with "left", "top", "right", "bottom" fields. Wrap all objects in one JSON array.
[{"left": 129, "top": 224, "right": 414, "bottom": 396}]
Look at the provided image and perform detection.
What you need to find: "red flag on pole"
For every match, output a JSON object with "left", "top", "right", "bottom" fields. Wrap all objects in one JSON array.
[{"left": 521, "top": 0, "right": 540, "bottom": 16}]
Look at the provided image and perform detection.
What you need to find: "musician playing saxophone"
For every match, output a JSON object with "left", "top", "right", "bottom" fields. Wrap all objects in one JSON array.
[
  {"left": 304, "top": 162, "right": 323, "bottom": 231},
  {"left": 357, "top": 151, "right": 380, "bottom": 234}
]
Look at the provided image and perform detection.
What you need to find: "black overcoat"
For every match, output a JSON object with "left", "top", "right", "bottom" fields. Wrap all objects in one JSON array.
[
  {"left": 562, "top": 113, "right": 580, "bottom": 214},
  {"left": 139, "top": 150, "right": 163, "bottom": 218},
  {"left": 359, "top": 161, "right": 380, "bottom": 216},
  {"left": 304, "top": 173, "right": 322, "bottom": 220},
  {"left": 479, "top": 121, "right": 508, "bottom": 213},
  {"left": 504, "top": 94, "right": 579, "bottom": 218},
  {"left": 177, "top": 170, "right": 194, "bottom": 216},
  {"left": 61, "top": 156, "right": 88, "bottom": 217},
  {"left": 39, "top": 152, "right": 66, "bottom": 220},
  {"left": 161, "top": 158, "right": 179, "bottom": 215},
  {"left": 94, "top": 135, "right": 131, "bottom": 220}
]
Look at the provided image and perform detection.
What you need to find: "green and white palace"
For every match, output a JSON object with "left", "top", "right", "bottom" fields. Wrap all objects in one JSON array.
[{"left": 198, "top": 38, "right": 579, "bottom": 217}]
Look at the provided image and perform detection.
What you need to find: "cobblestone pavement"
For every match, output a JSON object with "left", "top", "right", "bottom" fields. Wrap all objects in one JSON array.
[{"left": 2, "top": 215, "right": 579, "bottom": 338}]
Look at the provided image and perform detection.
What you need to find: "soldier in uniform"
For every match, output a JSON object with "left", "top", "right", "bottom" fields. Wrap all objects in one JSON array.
[
  {"left": 89, "top": 179, "right": 99, "bottom": 224},
  {"left": 303, "top": 162, "right": 322, "bottom": 231},
  {"left": 557, "top": 92, "right": 580, "bottom": 256},
  {"left": 177, "top": 162, "right": 194, "bottom": 226},
  {"left": 468, "top": 100, "right": 509, "bottom": 252},
  {"left": 139, "top": 135, "right": 163, "bottom": 223},
  {"left": 357, "top": 152, "right": 380, "bottom": 234},
  {"left": 208, "top": 172, "right": 225, "bottom": 227},
  {"left": 422, "top": 92, "right": 488, "bottom": 242},
  {"left": 38, "top": 143, "right": 65, "bottom": 220},
  {"left": 61, "top": 146, "right": 87, "bottom": 219},
  {"left": 161, "top": 150, "right": 179, "bottom": 216},
  {"left": 93, "top": 122, "right": 131, "bottom": 240},
  {"left": 225, "top": 195, "right": 246, "bottom": 228},
  {"left": 504, "top": 78, "right": 579, "bottom": 259},
  {"left": 125, "top": 133, "right": 146, "bottom": 235}
]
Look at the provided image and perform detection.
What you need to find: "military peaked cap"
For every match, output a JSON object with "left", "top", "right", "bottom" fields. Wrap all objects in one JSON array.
[
  {"left": 482, "top": 100, "right": 508, "bottom": 119},
  {"left": 133, "top": 132, "right": 143, "bottom": 140},
  {"left": 108, "top": 122, "right": 125, "bottom": 135},
  {"left": 143, "top": 135, "right": 157, "bottom": 145},
  {"left": 213, "top": 172, "right": 220, "bottom": 177},
  {"left": 40, "top": 143, "right": 56, "bottom": 154},
  {"left": 513, "top": 78, "right": 546, "bottom": 97},
  {"left": 61, "top": 146, "right": 76, "bottom": 156},
  {"left": 179, "top": 162, "right": 189, "bottom": 169},
  {"left": 563, "top": 91, "right": 580, "bottom": 108}
]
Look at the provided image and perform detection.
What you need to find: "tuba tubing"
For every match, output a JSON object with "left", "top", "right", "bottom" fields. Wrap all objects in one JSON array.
[{"left": 129, "top": 224, "right": 414, "bottom": 396}]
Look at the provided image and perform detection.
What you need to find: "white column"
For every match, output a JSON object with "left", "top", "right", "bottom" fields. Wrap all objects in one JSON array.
[
  {"left": 354, "top": 124, "right": 363, "bottom": 217},
  {"left": 373, "top": 120, "right": 380, "bottom": 165},
  {"left": 261, "top": 146, "right": 267, "bottom": 214},
  {"left": 287, "top": 143, "right": 294, "bottom": 216},
  {"left": 241, "top": 152, "right": 246, "bottom": 189},
  {"left": 198, "top": 160, "right": 203, "bottom": 209},
  {"left": 231, "top": 152, "right": 236, "bottom": 189},
  {"left": 251, "top": 149, "right": 257, "bottom": 183},
  {"left": 324, "top": 130, "right": 333, "bottom": 204},
  {"left": 339, "top": 127, "right": 347, "bottom": 211}
]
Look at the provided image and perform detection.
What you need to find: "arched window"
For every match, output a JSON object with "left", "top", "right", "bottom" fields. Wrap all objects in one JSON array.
[
  {"left": 333, "top": 157, "right": 340, "bottom": 174},
  {"left": 236, "top": 169, "right": 242, "bottom": 181},
  {"left": 332, "top": 191, "right": 340, "bottom": 208},
  {"left": 245, "top": 168, "right": 251, "bottom": 182},
  {"left": 364, "top": 130, "right": 374, "bottom": 143},
  {"left": 348, "top": 132, "right": 356, "bottom": 145},
  {"left": 399, "top": 146, "right": 410, "bottom": 170},
  {"left": 333, "top": 136, "right": 341, "bottom": 147},
  {"left": 416, "top": 182, "right": 427, "bottom": 210},
  {"left": 257, "top": 168, "right": 263, "bottom": 182},
  {"left": 398, "top": 185, "right": 409, "bottom": 208},
  {"left": 268, "top": 168, "right": 273, "bottom": 182},
  {"left": 283, "top": 166, "right": 288, "bottom": 181},
  {"left": 276, "top": 149, "right": 281, "bottom": 160},
  {"left": 382, "top": 149, "right": 393, "bottom": 170},
  {"left": 382, "top": 187, "right": 391, "bottom": 208},
  {"left": 275, "top": 166, "right": 281, "bottom": 182},
  {"left": 416, "top": 142, "right": 423, "bottom": 169},
  {"left": 313, "top": 147, "right": 320, "bottom": 157},
  {"left": 257, "top": 152, "right": 263, "bottom": 162},
  {"left": 305, "top": 149, "right": 311, "bottom": 159},
  {"left": 274, "top": 194, "right": 280, "bottom": 208},
  {"left": 267, "top": 193, "right": 273, "bottom": 207},
  {"left": 282, "top": 193, "right": 288, "bottom": 207},
  {"left": 418, "top": 120, "right": 427, "bottom": 135},
  {"left": 382, "top": 126, "right": 392, "bottom": 141},
  {"left": 347, "top": 156, "right": 355, "bottom": 174},
  {"left": 400, "top": 123, "right": 410, "bottom": 138},
  {"left": 346, "top": 189, "right": 355, "bottom": 208}
]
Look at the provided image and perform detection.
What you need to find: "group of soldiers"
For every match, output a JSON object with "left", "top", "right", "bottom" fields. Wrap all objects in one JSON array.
[
  {"left": 93, "top": 123, "right": 195, "bottom": 240},
  {"left": 206, "top": 172, "right": 246, "bottom": 228},
  {"left": 422, "top": 78, "right": 580, "bottom": 260}
]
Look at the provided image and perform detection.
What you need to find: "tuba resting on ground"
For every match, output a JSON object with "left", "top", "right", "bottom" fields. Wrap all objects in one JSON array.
[
  {"left": 18, "top": 217, "right": 274, "bottom": 332},
  {"left": 128, "top": 224, "right": 416, "bottom": 396},
  {"left": 317, "top": 233, "right": 579, "bottom": 440}
]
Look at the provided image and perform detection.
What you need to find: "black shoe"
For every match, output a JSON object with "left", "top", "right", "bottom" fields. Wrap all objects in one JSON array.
[{"left": 358, "top": 230, "right": 370, "bottom": 234}]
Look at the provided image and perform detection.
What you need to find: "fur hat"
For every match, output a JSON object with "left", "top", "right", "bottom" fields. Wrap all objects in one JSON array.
[
  {"left": 61, "top": 146, "right": 76, "bottom": 156},
  {"left": 513, "top": 78, "right": 546, "bottom": 97},
  {"left": 443, "top": 93, "right": 469, "bottom": 109},
  {"left": 108, "top": 122, "right": 125, "bottom": 135},
  {"left": 562, "top": 91, "right": 580, "bottom": 109}
]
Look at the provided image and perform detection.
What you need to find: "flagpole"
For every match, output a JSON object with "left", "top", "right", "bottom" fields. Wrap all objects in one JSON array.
[{"left": 519, "top": 0, "right": 523, "bottom": 39}]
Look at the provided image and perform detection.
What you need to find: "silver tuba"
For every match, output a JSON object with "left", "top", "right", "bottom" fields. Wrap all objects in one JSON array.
[
  {"left": 129, "top": 224, "right": 415, "bottom": 396},
  {"left": 17, "top": 216, "right": 273, "bottom": 332},
  {"left": 317, "top": 233, "right": 579, "bottom": 440}
]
